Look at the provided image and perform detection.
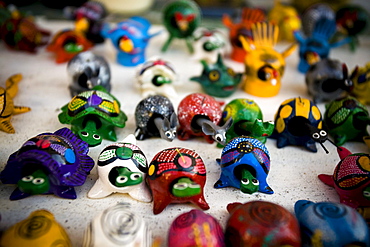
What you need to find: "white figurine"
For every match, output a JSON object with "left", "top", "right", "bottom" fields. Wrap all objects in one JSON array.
[{"left": 192, "top": 28, "right": 227, "bottom": 64}]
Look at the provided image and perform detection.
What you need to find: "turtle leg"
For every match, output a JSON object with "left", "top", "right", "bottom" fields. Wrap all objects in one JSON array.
[
  {"left": 192, "top": 194, "right": 210, "bottom": 210},
  {"left": 0, "top": 119, "right": 15, "bottom": 133},
  {"left": 53, "top": 186, "right": 77, "bottom": 199},
  {"left": 12, "top": 106, "right": 31, "bottom": 115},
  {"left": 9, "top": 187, "right": 31, "bottom": 200},
  {"left": 5, "top": 74, "right": 22, "bottom": 98}
]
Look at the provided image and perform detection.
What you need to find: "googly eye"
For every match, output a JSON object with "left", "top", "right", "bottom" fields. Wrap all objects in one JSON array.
[
  {"left": 312, "top": 133, "right": 320, "bottom": 139},
  {"left": 81, "top": 131, "right": 89, "bottom": 137},
  {"left": 33, "top": 178, "right": 45, "bottom": 185},
  {"left": 173, "top": 183, "right": 188, "bottom": 190},
  {"left": 214, "top": 133, "right": 223, "bottom": 143},
  {"left": 22, "top": 176, "right": 33, "bottom": 182},
  {"left": 320, "top": 130, "right": 327, "bottom": 137},
  {"left": 241, "top": 179, "right": 249, "bottom": 185},
  {"left": 116, "top": 176, "right": 128, "bottom": 184},
  {"left": 130, "top": 173, "right": 142, "bottom": 181},
  {"left": 165, "top": 131, "right": 173, "bottom": 139},
  {"left": 93, "top": 134, "right": 101, "bottom": 140},
  {"left": 251, "top": 179, "right": 259, "bottom": 185}
]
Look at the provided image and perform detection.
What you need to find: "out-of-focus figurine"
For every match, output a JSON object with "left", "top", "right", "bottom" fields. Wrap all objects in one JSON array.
[
  {"left": 0, "top": 74, "right": 31, "bottom": 134},
  {"left": 146, "top": 147, "right": 209, "bottom": 214},
  {"left": 0, "top": 210, "right": 72, "bottom": 247},
  {"left": 161, "top": 0, "right": 201, "bottom": 53},
  {"left": 190, "top": 54, "right": 242, "bottom": 98},
  {"left": 101, "top": 16, "right": 159, "bottom": 66},
  {"left": 177, "top": 93, "right": 232, "bottom": 145},
  {"left": 220, "top": 98, "right": 274, "bottom": 146},
  {"left": 83, "top": 203, "right": 152, "bottom": 247},
  {"left": 268, "top": 0, "right": 301, "bottom": 42},
  {"left": 168, "top": 209, "right": 225, "bottom": 247},
  {"left": 214, "top": 136, "right": 273, "bottom": 194},
  {"left": 88, "top": 135, "right": 151, "bottom": 202},
  {"left": 58, "top": 86, "right": 128, "bottom": 147},
  {"left": 350, "top": 62, "right": 370, "bottom": 105},
  {"left": 0, "top": 128, "right": 94, "bottom": 200},
  {"left": 46, "top": 29, "right": 93, "bottom": 63},
  {"left": 65, "top": 1, "right": 107, "bottom": 44},
  {"left": 225, "top": 201, "right": 301, "bottom": 247},
  {"left": 323, "top": 96, "right": 369, "bottom": 146},
  {"left": 294, "top": 200, "right": 370, "bottom": 247},
  {"left": 305, "top": 59, "right": 353, "bottom": 103},
  {"left": 134, "top": 95, "right": 178, "bottom": 142},
  {"left": 240, "top": 22, "right": 296, "bottom": 97},
  {"left": 319, "top": 146, "right": 370, "bottom": 208},
  {"left": 192, "top": 28, "right": 227, "bottom": 63},
  {"left": 67, "top": 51, "right": 111, "bottom": 97},
  {"left": 365, "top": 136, "right": 370, "bottom": 149},
  {"left": 223, "top": 7, "right": 265, "bottom": 63},
  {"left": 136, "top": 57, "right": 178, "bottom": 100}
]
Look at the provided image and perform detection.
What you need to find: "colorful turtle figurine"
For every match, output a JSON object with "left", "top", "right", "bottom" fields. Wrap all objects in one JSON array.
[
  {"left": 58, "top": 86, "right": 128, "bottom": 147},
  {"left": 0, "top": 210, "right": 72, "bottom": 247},
  {"left": 319, "top": 146, "right": 370, "bottom": 208},
  {"left": 146, "top": 147, "right": 209, "bottom": 214},
  {"left": 161, "top": 0, "right": 201, "bottom": 53},
  {"left": 190, "top": 53, "right": 243, "bottom": 98},
  {"left": 0, "top": 128, "right": 94, "bottom": 200},
  {"left": 350, "top": 62, "right": 370, "bottom": 105},
  {"left": 294, "top": 200, "right": 370, "bottom": 247},
  {"left": 225, "top": 201, "right": 301, "bottom": 247},
  {"left": 0, "top": 74, "right": 31, "bottom": 134},
  {"left": 177, "top": 93, "right": 232, "bottom": 145},
  {"left": 323, "top": 96, "right": 370, "bottom": 146},
  {"left": 88, "top": 134, "right": 151, "bottom": 202},
  {"left": 220, "top": 98, "right": 274, "bottom": 147},
  {"left": 134, "top": 95, "right": 178, "bottom": 142},
  {"left": 168, "top": 209, "right": 225, "bottom": 247},
  {"left": 192, "top": 28, "right": 227, "bottom": 64},
  {"left": 83, "top": 203, "right": 152, "bottom": 247},
  {"left": 214, "top": 136, "right": 273, "bottom": 194}
]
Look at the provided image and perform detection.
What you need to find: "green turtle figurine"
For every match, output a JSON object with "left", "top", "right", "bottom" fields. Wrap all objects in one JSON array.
[{"left": 58, "top": 86, "right": 127, "bottom": 147}]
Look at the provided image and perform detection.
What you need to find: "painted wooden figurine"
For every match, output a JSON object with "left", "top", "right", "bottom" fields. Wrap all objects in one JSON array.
[
  {"left": 350, "top": 62, "right": 370, "bottom": 105},
  {"left": 192, "top": 28, "right": 227, "bottom": 64}
]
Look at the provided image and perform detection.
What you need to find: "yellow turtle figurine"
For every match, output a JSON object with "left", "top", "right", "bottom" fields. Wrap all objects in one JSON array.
[
  {"left": 0, "top": 74, "right": 31, "bottom": 133},
  {"left": 0, "top": 210, "right": 72, "bottom": 247}
]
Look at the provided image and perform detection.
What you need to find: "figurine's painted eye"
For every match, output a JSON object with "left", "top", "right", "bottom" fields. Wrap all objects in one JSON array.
[
  {"left": 22, "top": 176, "right": 34, "bottom": 182},
  {"left": 33, "top": 178, "right": 45, "bottom": 185},
  {"left": 173, "top": 183, "right": 188, "bottom": 190},
  {"left": 116, "top": 176, "right": 128, "bottom": 184},
  {"left": 172, "top": 130, "right": 177, "bottom": 137},
  {"left": 203, "top": 41, "right": 214, "bottom": 51},
  {"left": 344, "top": 79, "right": 353, "bottom": 87},
  {"left": 241, "top": 178, "right": 249, "bottom": 185},
  {"left": 320, "top": 130, "right": 327, "bottom": 137},
  {"left": 208, "top": 70, "right": 220, "bottom": 82},
  {"left": 312, "top": 132, "right": 320, "bottom": 139},
  {"left": 130, "top": 173, "right": 142, "bottom": 181},
  {"left": 214, "top": 133, "right": 223, "bottom": 143},
  {"left": 189, "top": 183, "right": 200, "bottom": 189},
  {"left": 81, "top": 131, "right": 89, "bottom": 137},
  {"left": 93, "top": 134, "right": 101, "bottom": 140},
  {"left": 251, "top": 179, "right": 259, "bottom": 185},
  {"left": 227, "top": 68, "right": 235, "bottom": 77},
  {"left": 363, "top": 190, "right": 370, "bottom": 198},
  {"left": 64, "top": 43, "right": 84, "bottom": 53},
  {"left": 165, "top": 131, "right": 174, "bottom": 139}
]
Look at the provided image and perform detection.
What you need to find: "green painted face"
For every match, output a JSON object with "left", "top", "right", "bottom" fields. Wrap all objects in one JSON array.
[
  {"left": 78, "top": 120, "right": 102, "bottom": 147},
  {"left": 114, "top": 167, "right": 143, "bottom": 187},
  {"left": 363, "top": 186, "right": 370, "bottom": 200},
  {"left": 152, "top": 75, "right": 172, "bottom": 86},
  {"left": 171, "top": 177, "right": 201, "bottom": 197},
  {"left": 18, "top": 170, "right": 50, "bottom": 195},
  {"left": 240, "top": 169, "right": 259, "bottom": 194}
]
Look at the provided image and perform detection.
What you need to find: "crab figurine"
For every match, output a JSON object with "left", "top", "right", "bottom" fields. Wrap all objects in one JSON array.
[
  {"left": 223, "top": 7, "right": 266, "bottom": 63},
  {"left": 323, "top": 96, "right": 370, "bottom": 146},
  {"left": 168, "top": 209, "right": 225, "bottom": 247},
  {"left": 177, "top": 93, "right": 232, "bottom": 145},
  {"left": 67, "top": 51, "right": 111, "bottom": 97},
  {"left": 58, "top": 86, "right": 128, "bottom": 147},
  {"left": 83, "top": 203, "right": 152, "bottom": 247},
  {"left": 161, "top": 0, "right": 201, "bottom": 53},
  {"left": 350, "top": 62, "right": 370, "bottom": 105},
  {"left": 0, "top": 128, "right": 94, "bottom": 200},
  {"left": 192, "top": 28, "right": 227, "bottom": 64},
  {"left": 294, "top": 200, "right": 370, "bottom": 247},
  {"left": 101, "top": 16, "right": 160, "bottom": 66},
  {"left": 136, "top": 57, "right": 178, "bottom": 100},
  {"left": 0, "top": 74, "right": 31, "bottom": 134},
  {"left": 147, "top": 147, "right": 209, "bottom": 214},
  {"left": 134, "top": 95, "right": 178, "bottom": 142},
  {"left": 46, "top": 29, "right": 93, "bottom": 63},
  {"left": 0, "top": 210, "right": 71, "bottom": 247},
  {"left": 240, "top": 22, "right": 297, "bottom": 97},
  {"left": 225, "top": 201, "right": 301, "bottom": 247},
  {"left": 305, "top": 58, "right": 354, "bottom": 103},
  {"left": 214, "top": 136, "right": 273, "bottom": 194},
  {"left": 190, "top": 54, "right": 242, "bottom": 98},
  {"left": 220, "top": 98, "right": 274, "bottom": 147}
]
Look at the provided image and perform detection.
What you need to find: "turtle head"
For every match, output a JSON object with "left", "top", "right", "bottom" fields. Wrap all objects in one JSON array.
[
  {"left": 240, "top": 168, "right": 259, "bottom": 194},
  {"left": 171, "top": 177, "right": 201, "bottom": 197},
  {"left": 17, "top": 169, "right": 50, "bottom": 195},
  {"left": 78, "top": 119, "right": 102, "bottom": 147},
  {"left": 113, "top": 167, "right": 143, "bottom": 187}
]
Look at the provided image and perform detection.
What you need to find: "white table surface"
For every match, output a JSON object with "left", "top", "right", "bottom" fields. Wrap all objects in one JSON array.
[{"left": 0, "top": 18, "right": 370, "bottom": 246}]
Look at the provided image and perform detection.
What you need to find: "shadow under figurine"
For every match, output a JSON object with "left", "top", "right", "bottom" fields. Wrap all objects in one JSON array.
[{"left": 0, "top": 128, "right": 94, "bottom": 200}]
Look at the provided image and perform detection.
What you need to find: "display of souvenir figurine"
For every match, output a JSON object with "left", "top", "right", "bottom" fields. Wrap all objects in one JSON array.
[
  {"left": 305, "top": 59, "right": 353, "bottom": 103},
  {"left": 0, "top": 210, "right": 72, "bottom": 247},
  {"left": 136, "top": 57, "right": 178, "bottom": 100},
  {"left": 220, "top": 98, "right": 274, "bottom": 146},
  {"left": 146, "top": 147, "right": 209, "bottom": 214},
  {"left": 294, "top": 200, "right": 370, "bottom": 247},
  {"left": 134, "top": 95, "right": 178, "bottom": 142},
  {"left": 350, "top": 62, "right": 370, "bottom": 105},
  {"left": 83, "top": 203, "right": 152, "bottom": 247},
  {"left": 0, "top": 128, "right": 94, "bottom": 200},
  {"left": 177, "top": 93, "right": 232, "bottom": 145},
  {"left": 323, "top": 96, "right": 370, "bottom": 146},
  {"left": 58, "top": 86, "right": 127, "bottom": 147},
  {"left": 190, "top": 54, "right": 242, "bottom": 98},
  {"left": 161, "top": 0, "right": 201, "bottom": 53},
  {"left": 168, "top": 209, "right": 225, "bottom": 247},
  {"left": 225, "top": 201, "right": 301, "bottom": 247},
  {"left": 214, "top": 136, "right": 273, "bottom": 194},
  {"left": 0, "top": 74, "right": 31, "bottom": 134},
  {"left": 223, "top": 7, "right": 265, "bottom": 63},
  {"left": 192, "top": 28, "right": 227, "bottom": 64},
  {"left": 101, "top": 17, "right": 160, "bottom": 66},
  {"left": 240, "top": 22, "right": 296, "bottom": 97},
  {"left": 67, "top": 51, "right": 111, "bottom": 97},
  {"left": 46, "top": 29, "right": 93, "bottom": 64}
]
